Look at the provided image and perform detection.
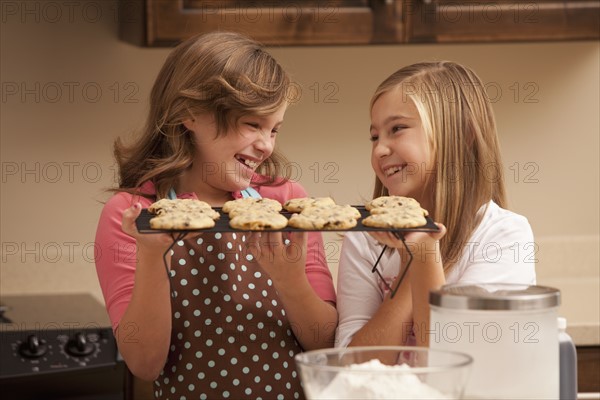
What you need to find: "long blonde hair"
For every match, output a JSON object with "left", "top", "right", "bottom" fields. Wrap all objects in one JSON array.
[
  {"left": 371, "top": 61, "right": 507, "bottom": 271},
  {"left": 114, "top": 32, "right": 292, "bottom": 199}
]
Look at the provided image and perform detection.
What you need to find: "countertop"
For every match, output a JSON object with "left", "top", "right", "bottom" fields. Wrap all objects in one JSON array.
[{"left": 545, "top": 278, "right": 600, "bottom": 346}]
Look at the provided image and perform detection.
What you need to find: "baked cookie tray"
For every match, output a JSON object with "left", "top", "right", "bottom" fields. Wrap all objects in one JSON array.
[{"left": 136, "top": 206, "right": 439, "bottom": 234}]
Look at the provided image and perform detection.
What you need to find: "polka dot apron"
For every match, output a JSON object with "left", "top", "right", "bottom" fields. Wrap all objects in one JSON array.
[{"left": 153, "top": 189, "right": 305, "bottom": 400}]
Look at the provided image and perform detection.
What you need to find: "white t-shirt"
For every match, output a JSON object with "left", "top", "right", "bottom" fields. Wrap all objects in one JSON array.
[{"left": 335, "top": 200, "right": 536, "bottom": 348}]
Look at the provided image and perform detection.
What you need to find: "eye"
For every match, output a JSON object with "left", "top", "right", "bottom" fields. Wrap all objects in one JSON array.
[
  {"left": 246, "top": 123, "right": 260, "bottom": 129},
  {"left": 391, "top": 125, "right": 407, "bottom": 133},
  {"left": 369, "top": 135, "right": 378, "bottom": 142}
]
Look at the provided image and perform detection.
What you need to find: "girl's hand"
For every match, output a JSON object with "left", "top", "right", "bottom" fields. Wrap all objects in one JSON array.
[
  {"left": 368, "top": 223, "right": 447, "bottom": 261},
  {"left": 246, "top": 231, "right": 307, "bottom": 285},
  {"left": 121, "top": 202, "right": 180, "bottom": 255}
]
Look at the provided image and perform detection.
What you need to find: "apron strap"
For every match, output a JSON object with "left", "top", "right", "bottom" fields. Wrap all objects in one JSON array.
[
  {"left": 240, "top": 187, "right": 262, "bottom": 199},
  {"left": 168, "top": 187, "right": 261, "bottom": 200}
]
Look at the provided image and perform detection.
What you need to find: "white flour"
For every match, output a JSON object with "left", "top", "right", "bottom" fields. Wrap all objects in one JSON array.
[{"left": 310, "top": 359, "right": 449, "bottom": 399}]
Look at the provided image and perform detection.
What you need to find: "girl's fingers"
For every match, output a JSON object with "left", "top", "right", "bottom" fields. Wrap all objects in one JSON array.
[
  {"left": 266, "top": 232, "right": 283, "bottom": 251},
  {"left": 121, "top": 203, "right": 183, "bottom": 249},
  {"left": 247, "top": 231, "right": 260, "bottom": 244},
  {"left": 370, "top": 224, "right": 446, "bottom": 248},
  {"left": 248, "top": 232, "right": 284, "bottom": 247},
  {"left": 368, "top": 231, "right": 398, "bottom": 247},
  {"left": 287, "top": 231, "right": 306, "bottom": 246},
  {"left": 245, "top": 232, "right": 261, "bottom": 259},
  {"left": 246, "top": 231, "right": 280, "bottom": 260},
  {"left": 121, "top": 202, "right": 142, "bottom": 236},
  {"left": 285, "top": 231, "right": 306, "bottom": 257},
  {"left": 431, "top": 223, "right": 447, "bottom": 240},
  {"left": 248, "top": 231, "right": 306, "bottom": 266}
]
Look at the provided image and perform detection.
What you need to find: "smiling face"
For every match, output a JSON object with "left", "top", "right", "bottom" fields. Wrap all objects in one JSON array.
[
  {"left": 181, "top": 103, "right": 287, "bottom": 202},
  {"left": 370, "top": 88, "right": 434, "bottom": 206}
]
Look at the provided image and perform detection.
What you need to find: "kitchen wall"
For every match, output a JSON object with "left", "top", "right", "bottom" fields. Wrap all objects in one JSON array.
[{"left": 1, "top": 1, "right": 598, "bottom": 325}]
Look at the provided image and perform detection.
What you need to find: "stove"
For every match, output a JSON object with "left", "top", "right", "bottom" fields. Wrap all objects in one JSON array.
[{"left": 0, "top": 293, "right": 126, "bottom": 400}]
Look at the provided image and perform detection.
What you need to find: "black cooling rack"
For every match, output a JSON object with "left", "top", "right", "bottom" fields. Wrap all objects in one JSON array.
[{"left": 135, "top": 206, "right": 439, "bottom": 234}]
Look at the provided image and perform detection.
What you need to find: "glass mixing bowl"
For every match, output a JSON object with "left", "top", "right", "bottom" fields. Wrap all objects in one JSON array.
[{"left": 295, "top": 346, "right": 473, "bottom": 399}]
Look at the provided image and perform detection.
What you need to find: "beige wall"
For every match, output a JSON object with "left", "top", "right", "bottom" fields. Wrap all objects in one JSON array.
[{"left": 1, "top": 2, "right": 598, "bottom": 324}]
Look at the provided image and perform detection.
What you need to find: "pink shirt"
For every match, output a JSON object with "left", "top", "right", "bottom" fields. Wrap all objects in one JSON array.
[{"left": 94, "top": 180, "right": 336, "bottom": 332}]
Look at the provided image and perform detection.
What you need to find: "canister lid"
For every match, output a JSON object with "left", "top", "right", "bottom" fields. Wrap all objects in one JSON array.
[{"left": 429, "top": 283, "right": 561, "bottom": 311}]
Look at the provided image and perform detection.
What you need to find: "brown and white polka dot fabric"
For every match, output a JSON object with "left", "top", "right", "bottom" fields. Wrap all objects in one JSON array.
[{"left": 153, "top": 232, "right": 305, "bottom": 400}]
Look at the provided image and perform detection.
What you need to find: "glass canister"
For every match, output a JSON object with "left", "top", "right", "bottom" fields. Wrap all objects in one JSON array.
[{"left": 429, "top": 283, "right": 560, "bottom": 399}]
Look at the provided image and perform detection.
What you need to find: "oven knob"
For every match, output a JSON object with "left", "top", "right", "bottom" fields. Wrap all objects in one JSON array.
[
  {"left": 19, "top": 334, "right": 48, "bottom": 358},
  {"left": 65, "top": 332, "right": 95, "bottom": 357}
]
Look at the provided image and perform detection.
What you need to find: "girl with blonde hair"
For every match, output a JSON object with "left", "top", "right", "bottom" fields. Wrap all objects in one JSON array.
[
  {"left": 95, "top": 32, "right": 336, "bottom": 399},
  {"left": 336, "top": 61, "right": 535, "bottom": 348}
]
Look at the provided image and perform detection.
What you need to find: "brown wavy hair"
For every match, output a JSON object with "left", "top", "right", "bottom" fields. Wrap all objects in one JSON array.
[
  {"left": 371, "top": 61, "right": 507, "bottom": 271},
  {"left": 114, "top": 32, "right": 292, "bottom": 199}
]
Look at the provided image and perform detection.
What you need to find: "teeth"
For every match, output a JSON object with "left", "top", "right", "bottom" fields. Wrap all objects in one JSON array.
[
  {"left": 236, "top": 155, "right": 260, "bottom": 169},
  {"left": 384, "top": 166, "right": 402, "bottom": 176}
]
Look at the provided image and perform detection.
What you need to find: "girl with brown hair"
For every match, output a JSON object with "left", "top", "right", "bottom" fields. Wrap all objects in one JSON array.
[
  {"left": 335, "top": 61, "right": 535, "bottom": 348},
  {"left": 94, "top": 32, "right": 336, "bottom": 399}
]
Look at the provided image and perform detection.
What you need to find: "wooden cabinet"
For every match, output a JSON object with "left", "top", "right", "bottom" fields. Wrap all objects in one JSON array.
[
  {"left": 119, "top": 0, "right": 600, "bottom": 46},
  {"left": 577, "top": 345, "right": 600, "bottom": 393},
  {"left": 119, "top": 0, "right": 402, "bottom": 46},
  {"left": 407, "top": 0, "right": 600, "bottom": 43}
]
